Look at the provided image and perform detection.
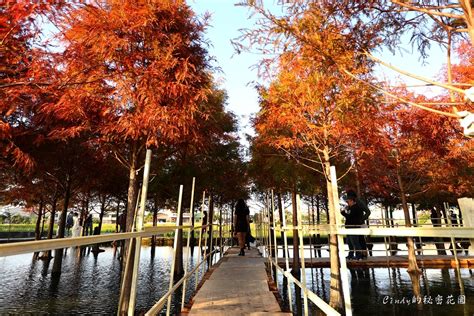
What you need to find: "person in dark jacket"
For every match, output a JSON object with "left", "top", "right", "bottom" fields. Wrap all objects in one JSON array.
[
  {"left": 66, "top": 211, "right": 74, "bottom": 236},
  {"left": 234, "top": 199, "right": 250, "bottom": 256},
  {"left": 84, "top": 213, "right": 93, "bottom": 236},
  {"left": 341, "top": 191, "right": 370, "bottom": 260}
]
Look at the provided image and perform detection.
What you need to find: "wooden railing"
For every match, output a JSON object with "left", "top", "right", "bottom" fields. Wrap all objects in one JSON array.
[{"left": 256, "top": 166, "right": 474, "bottom": 316}]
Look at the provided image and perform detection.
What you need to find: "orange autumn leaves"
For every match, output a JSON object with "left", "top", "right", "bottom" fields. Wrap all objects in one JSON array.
[
  {"left": 2, "top": 0, "right": 215, "bottom": 174},
  {"left": 52, "top": 0, "right": 211, "bottom": 148},
  {"left": 255, "top": 44, "right": 473, "bottom": 202}
]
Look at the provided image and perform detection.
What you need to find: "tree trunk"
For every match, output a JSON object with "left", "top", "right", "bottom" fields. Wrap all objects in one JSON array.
[
  {"left": 385, "top": 205, "right": 397, "bottom": 256},
  {"left": 43, "top": 197, "right": 59, "bottom": 259},
  {"left": 290, "top": 190, "right": 300, "bottom": 278},
  {"left": 125, "top": 147, "right": 139, "bottom": 233},
  {"left": 268, "top": 194, "right": 276, "bottom": 278},
  {"left": 40, "top": 213, "right": 46, "bottom": 238},
  {"left": 219, "top": 207, "right": 223, "bottom": 255},
  {"left": 175, "top": 149, "right": 189, "bottom": 276},
  {"left": 57, "top": 177, "right": 72, "bottom": 239},
  {"left": 115, "top": 200, "right": 120, "bottom": 233},
  {"left": 324, "top": 193, "right": 329, "bottom": 224},
  {"left": 354, "top": 159, "right": 362, "bottom": 198},
  {"left": 315, "top": 194, "right": 322, "bottom": 258},
  {"left": 151, "top": 196, "right": 158, "bottom": 250},
  {"left": 231, "top": 200, "right": 235, "bottom": 247},
  {"left": 80, "top": 196, "right": 89, "bottom": 236},
  {"left": 34, "top": 200, "right": 44, "bottom": 241},
  {"left": 33, "top": 199, "right": 44, "bottom": 260},
  {"left": 355, "top": 160, "right": 371, "bottom": 257},
  {"left": 98, "top": 195, "right": 106, "bottom": 234},
  {"left": 411, "top": 203, "right": 422, "bottom": 255},
  {"left": 119, "top": 145, "right": 140, "bottom": 315},
  {"left": 269, "top": 194, "right": 276, "bottom": 259},
  {"left": 277, "top": 192, "right": 286, "bottom": 258},
  {"left": 52, "top": 177, "right": 72, "bottom": 278},
  {"left": 457, "top": 201, "right": 464, "bottom": 226},
  {"left": 47, "top": 199, "right": 57, "bottom": 240},
  {"left": 324, "top": 156, "right": 342, "bottom": 310},
  {"left": 316, "top": 195, "right": 320, "bottom": 225},
  {"left": 396, "top": 170, "right": 422, "bottom": 300}
]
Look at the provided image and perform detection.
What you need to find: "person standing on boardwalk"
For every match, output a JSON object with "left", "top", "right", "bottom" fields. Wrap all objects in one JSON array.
[
  {"left": 117, "top": 212, "right": 126, "bottom": 233},
  {"left": 66, "top": 211, "right": 74, "bottom": 236},
  {"left": 234, "top": 199, "right": 250, "bottom": 256},
  {"left": 341, "top": 191, "right": 370, "bottom": 260},
  {"left": 84, "top": 213, "right": 93, "bottom": 236},
  {"left": 71, "top": 212, "right": 82, "bottom": 238}
]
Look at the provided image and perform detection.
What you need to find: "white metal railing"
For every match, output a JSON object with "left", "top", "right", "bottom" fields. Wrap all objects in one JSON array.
[
  {"left": 0, "top": 176, "right": 231, "bottom": 316},
  {"left": 0, "top": 223, "right": 224, "bottom": 313},
  {"left": 257, "top": 167, "right": 474, "bottom": 316}
]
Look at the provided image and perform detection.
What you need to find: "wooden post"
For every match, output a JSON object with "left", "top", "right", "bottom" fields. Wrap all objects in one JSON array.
[
  {"left": 206, "top": 195, "right": 214, "bottom": 266},
  {"left": 271, "top": 190, "right": 278, "bottom": 286},
  {"left": 291, "top": 191, "right": 300, "bottom": 278},
  {"left": 202, "top": 195, "right": 210, "bottom": 271},
  {"left": 269, "top": 191, "right": 276, "bottom": 261},
  {"left": 281, "top": 197, "right": 293, "bottom": 312},
  {"left": 128, "top": 149, "right": 152, "bottom": 314},
  {"left": 117, "top": 188, "right": 141, "bottom": 315},
  {"left": 190, "top": 178, "right": 196, "bottom": 254},
  {"left": 444, "top": 202, "right": 465, "bottom": 296},
  {"left": 296, "top": 194, "right": 309, "bottom": 316},
  {"left": 219, "top": 205, "right": 223, "bottom": 258},
  {"left": 277, "top": 193, "right": 287, "bottom": 258},
  {"left": 330, "top": 166, "right": 352, "bottom": 316},
  {"left": 166, "top": 185, "right": 184, "bottom": 316},
  {"left": 381, "top": 205, "right": 390, "bottom": 265},
  {"left": 267, "top": 193, "right": 273, "bottom": 264},
  {"left": 181, "top": 178, "right": 196, "bottom": 307},
  {"left": 195, "top": 191, "right": 206, "bottom": 290}
]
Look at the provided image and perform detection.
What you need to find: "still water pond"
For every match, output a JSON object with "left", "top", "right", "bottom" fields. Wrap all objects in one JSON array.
[
  {"left": 0, "top": 246, "right": 216, "bottom": 315},
  {"left": 276, "top": 265, "right": 473, "bottom": 316},
  {"left": 0, "top": 245, "right": 473, "bottom": 315}
]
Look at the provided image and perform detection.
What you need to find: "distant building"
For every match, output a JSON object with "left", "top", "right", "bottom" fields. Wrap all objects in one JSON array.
[
  {"left": 0, "top": 205, "right": 31, "bottom": 217},
  {"left": 157, "top": 209, "right": 192, "bottom": 223}
]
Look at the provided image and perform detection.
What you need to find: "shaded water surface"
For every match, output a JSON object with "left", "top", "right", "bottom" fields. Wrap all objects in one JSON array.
[
  {"left": 1, "top": 245, "right": 473, "bottom": 315},
  {"left": 0, "top": 246, "right": 217, "bottom": 315},
  {"left": 277, "top": 265, "right": 473, "bottom": 316}
]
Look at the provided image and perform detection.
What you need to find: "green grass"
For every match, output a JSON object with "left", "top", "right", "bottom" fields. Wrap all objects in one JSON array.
[
  {"left": 0, "top": 224, "right": 53, "bottom": 233},
  {"left": 0, "top": 223, "right": 118, "bottom": 233},
  {"left": 100, "top": 223, "right": 117, "bottom": 233},
  {"left": 0, "top": 222, "right": 327, "bottom": 238},
  {"left": 417, "top": 212, "right": 431, "bottom": 225}
]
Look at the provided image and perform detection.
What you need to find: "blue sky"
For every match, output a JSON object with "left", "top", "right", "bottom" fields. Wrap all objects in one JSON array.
[
  {"left": 189, "top": 0, "right": 447, "bottom": 150},
  {"left": 190, "top": 1, "right": 262, "bottom": 148}
]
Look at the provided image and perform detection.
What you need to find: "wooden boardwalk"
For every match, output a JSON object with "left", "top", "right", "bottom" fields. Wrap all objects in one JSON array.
[
  {"left": 277, "top": 255, "right": 474, "bottom": 268},
  {"left": 186, "top": 247, "right": 290, "bottom": 316}
]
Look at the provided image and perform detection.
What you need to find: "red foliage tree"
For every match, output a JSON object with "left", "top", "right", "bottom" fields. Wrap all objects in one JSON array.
[
  {"left": 1, "top": 2, "right": 66, "bottom": 170},
  {"left": 35, "top": 0, "right": 213, "bottom": 310},
  {"left": 47, "top": 0, "right": 212, "bottom": 231}
]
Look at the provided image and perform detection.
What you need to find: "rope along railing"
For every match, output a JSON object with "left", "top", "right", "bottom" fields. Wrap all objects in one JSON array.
[{"left": 256, "top": 166, "right": 474, "bottom": 316}]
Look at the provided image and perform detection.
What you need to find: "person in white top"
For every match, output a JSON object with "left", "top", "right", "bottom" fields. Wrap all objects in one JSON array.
[{"left": 71, "top": 212, "right": 82, "bottom": 237}]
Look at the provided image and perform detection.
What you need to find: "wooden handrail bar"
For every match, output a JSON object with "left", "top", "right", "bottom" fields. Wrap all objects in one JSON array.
[{"left": 0, "top": 224, "right": 220, "bottom": 257}]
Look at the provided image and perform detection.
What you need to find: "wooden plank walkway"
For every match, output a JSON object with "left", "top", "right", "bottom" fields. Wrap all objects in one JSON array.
[
  {"left": 277, "top": 255, "right": 474, "bottom": 268},
  {"left": 186, "top": 247, "right": 290, "bottom": 316}
]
